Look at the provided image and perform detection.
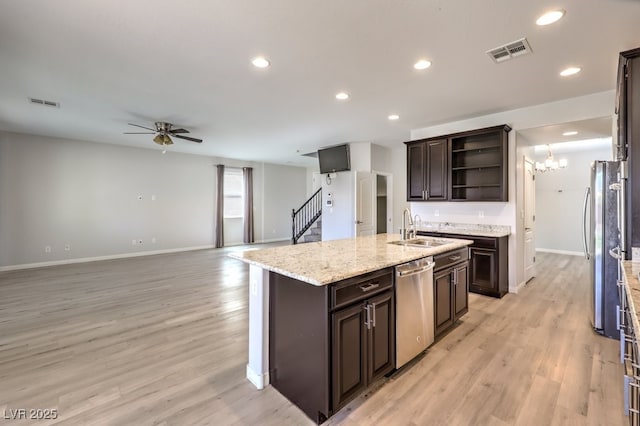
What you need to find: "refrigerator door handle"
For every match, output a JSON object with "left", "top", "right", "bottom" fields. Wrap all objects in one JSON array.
[{"left": 582, "top": 187, "right": 590, "bottom": 260}]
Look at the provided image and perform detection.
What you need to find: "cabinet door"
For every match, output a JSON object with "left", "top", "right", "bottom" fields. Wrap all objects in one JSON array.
[
  {"left": 426, "top": 139, "right": 448, "bottom": 200},
  {"left": 470, "top": 248, "right": 497, "bottom": 292},
  {"left": 434, "top": 268, "right": 454, "bottom": 337},
  {"left": 332, "top": 303, "right": 367, "bottom": 410},
  {"left": 454, "top": 262, "right": 469, "bottom": 319},
  {"left": 407, "top": 143, "right": 426, "bottom": 200},
  {"left": 367, "top": 291, "right": 395, "bottom": 381}
]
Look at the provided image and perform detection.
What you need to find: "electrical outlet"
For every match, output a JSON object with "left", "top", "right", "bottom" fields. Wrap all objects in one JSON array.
[
  {"left": 151, "top": 194, "right": 156, "bottom": 201},
  {"left": 132, "top": 239, "right": 137, "bottom": 246},
  {"left": 64, "top": 244, "right": 70, "bottom": 251},
  {"left": 434, "top": 209, "right": 440, "bottom": 217},
  {"left": 478, "top": 210, "right": 485, "bottom": 218},
  {"left": 633, "top": 247, "right": 640, "bottom": 261},
  {"left": 151, "top": 237, "right": 156, "bottom": 244},
  {"left": 44, "top": 246, "right": 51, "bottom": 253}
]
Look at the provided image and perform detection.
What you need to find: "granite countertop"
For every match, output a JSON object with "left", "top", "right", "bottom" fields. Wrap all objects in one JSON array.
[
  {"left": 229, "top": 233, "right": 472, "bottom": 286},
  {"left": 622, "top": 260, "right": 640, "bottom": 336},
  {"left": 416, "top": 221, "right": 511, "bottom": 238}
]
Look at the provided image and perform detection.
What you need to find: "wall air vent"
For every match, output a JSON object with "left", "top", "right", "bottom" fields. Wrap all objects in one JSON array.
[
  {"left": 28, "top": 97, "right": 60, "bottom": 108},
  {"left": 486, "top": 38, "right": 532, "bottom": 63}
]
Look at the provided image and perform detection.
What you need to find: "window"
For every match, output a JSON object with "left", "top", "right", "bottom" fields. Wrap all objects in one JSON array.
[{"left": 223, "top": 168, "right": 244, "bottom": 218}]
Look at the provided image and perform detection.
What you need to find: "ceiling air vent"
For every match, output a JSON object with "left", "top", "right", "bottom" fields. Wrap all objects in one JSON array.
[
  {"left": 486, "top": 38, "right": 532, "bottom": 63},
  {"left": 28, "top": 97, "right": 60, "bottom": 108}
]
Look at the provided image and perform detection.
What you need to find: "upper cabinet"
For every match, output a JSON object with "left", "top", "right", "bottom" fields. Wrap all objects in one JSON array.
[
  {"left": 405, "top": 125, "right": 511, "bottom": 202},
  {"left": 407, "top": 139, "right": 447, "bottom": 201}
]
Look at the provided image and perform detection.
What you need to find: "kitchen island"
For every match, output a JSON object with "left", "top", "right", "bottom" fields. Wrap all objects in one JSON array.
[{"left": 230, "top": 233, "right": 472, "bottom": 422}]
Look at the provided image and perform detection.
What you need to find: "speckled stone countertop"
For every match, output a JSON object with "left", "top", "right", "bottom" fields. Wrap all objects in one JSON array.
[
  {"left": 622, "top": 260, "right": 640, "bottom": 336},
  {"left": 416, "top": 221, "right": 511, "bottom": 238},
  {"left": 229, "top": 233, "right": 472, "bottom": 286}
]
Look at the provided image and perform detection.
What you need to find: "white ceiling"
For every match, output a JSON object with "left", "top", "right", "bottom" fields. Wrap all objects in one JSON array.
[
  {"left": 517, "top": 116, "right": 613, "bottom": 147},
  {"left": 1, "top": 1, "right": 639, "bottom": 166}
]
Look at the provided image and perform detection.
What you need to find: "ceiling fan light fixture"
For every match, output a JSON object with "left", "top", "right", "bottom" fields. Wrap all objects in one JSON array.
[{"left": 153, "top": 134, "right": 164, "bottom": 145}]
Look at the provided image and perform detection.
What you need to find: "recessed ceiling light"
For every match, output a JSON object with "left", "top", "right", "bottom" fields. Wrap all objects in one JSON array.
[
  {"left": 335, "top": 92, "right": 350, "bottom": 100},
  {"left": 560, "top": 67, "right": 581, "bottom": 77},
  {"left": 536, "top": 10, "right": 565, "bottom": 26},
  {"left": 414, "top": 59, "right": 432, "bottom": 70},
  {"left": 562, "top": 131, "right": 578, "bottom": 136},
  {"left": 388, "top": 114, "right": 400, "bottom": 121},
  {"left": 251, "top": 56, "right": 270, "bottom": 68}
]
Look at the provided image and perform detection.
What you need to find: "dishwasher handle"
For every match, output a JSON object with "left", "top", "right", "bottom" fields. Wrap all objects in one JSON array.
[{"left": 397, "top": 261, "right": 435, "bottom": 277}]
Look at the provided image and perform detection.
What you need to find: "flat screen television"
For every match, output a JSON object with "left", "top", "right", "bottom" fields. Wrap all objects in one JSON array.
[{"left": 318, "top": 144, "right": 350, "bottom": 174}]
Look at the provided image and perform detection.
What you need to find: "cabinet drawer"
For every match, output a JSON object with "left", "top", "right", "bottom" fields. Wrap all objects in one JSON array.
[
  {"left": 434, "top": 248, "right": 468, "bottom": 271},
  {"left": 471, "top": 237, "right": 497, "bottom": 249},
  {"left": 331, "top": 268, "right": 393, "bottom": 311}
]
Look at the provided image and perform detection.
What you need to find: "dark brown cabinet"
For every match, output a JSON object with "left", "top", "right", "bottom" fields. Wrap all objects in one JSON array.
[
  {"left": 405, "top": 125, "right": 510, "bottom": 202},
  {"left": 453, "top": 262, "right": 469, "bottom": 318},
  {"left": 470, "top": 248, "right": 497, "bottom": 293},
  {"left": 433, "top": 248, "right": 469, "bottom": 338},
  {"left": 406, "top": 139, "right": 448, "bottom": 201},
  {"left": 332, "top": 290, "right": 394, "bottom": 410},
  {"left": 449, "top": 125, "right": 510, "bottom": 201},
  {"left": 419, "top": 232, "right": 509, "bottom": 298},
  {"left": 269, "top": 268, "right": 394, "bottom": 423},
  {"left": 332, "top": 301, "right": 367, "bottom": 408}
]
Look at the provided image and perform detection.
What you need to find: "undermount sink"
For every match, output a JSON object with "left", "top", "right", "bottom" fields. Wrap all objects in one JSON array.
[{"left": 388, "top": 238, "right": 448, "bottom": 248}]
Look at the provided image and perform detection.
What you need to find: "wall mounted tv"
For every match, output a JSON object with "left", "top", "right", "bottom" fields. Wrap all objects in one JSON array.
[{"left": 318, "top": 144, "right": 350, "bottom": 174}]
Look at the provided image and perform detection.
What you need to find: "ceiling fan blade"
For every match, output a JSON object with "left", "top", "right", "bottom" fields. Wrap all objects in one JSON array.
[
  {"left": 168, "top": 128, "right": 190, "bottom": 134},
  {"left": 173, "top": 134, "right": 203, "bottom": 143},
  {"left": 128, "top": 123, "right": 156, "bottom": 131},
  {"left": 124, "top": 132, "right": 155, "bottom": 134}
]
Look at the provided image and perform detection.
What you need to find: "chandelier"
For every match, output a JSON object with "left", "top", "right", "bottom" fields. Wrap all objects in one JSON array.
[{"left": 535, "top": 144, "right": 567, "bottom": 173}]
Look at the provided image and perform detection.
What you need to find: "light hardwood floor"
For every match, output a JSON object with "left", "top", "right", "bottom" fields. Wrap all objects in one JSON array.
[{"left": 0, "top": 248, "right": 626, "bottom": 425}]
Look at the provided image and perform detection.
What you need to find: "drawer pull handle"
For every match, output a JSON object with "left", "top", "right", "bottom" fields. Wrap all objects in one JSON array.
[
  {"left": 360, "top": 282, "right": 380, "bottom": 292},
  {"left": 449, "top": 255, "right": 462, "bottom": 261}
]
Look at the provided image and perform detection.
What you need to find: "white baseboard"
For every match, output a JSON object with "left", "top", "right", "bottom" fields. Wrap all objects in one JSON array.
[
  {"left": 0, "top": 245, "right": 215, "bottom": 272},
  {"left": 253, "top": 237, "right": 290, "bottom": 244},
  {"left": 246, "top": 364, "right": 269, "bottom": 390},
  {"left": 514, "top": 281, "right": 527, "bottom": 294},
  {"left": 536, "top": 248, "right": 583, "bottom": 256}
]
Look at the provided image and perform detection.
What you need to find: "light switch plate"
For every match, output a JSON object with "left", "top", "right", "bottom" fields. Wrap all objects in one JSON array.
[{"left": 633, "top": 247, "right": 640, "bottom": 261}]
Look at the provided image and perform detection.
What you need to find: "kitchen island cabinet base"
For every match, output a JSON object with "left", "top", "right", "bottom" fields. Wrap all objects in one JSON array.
[{"left": 269, "top": 272, "right": 330, "bottom": 423}]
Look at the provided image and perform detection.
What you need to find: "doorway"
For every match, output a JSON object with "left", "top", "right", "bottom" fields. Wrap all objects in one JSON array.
[
  {"left": 355, "top": 172, "right": 393, "bottom": 237},
  {"left": 524, "top": 157, "right": 536, "bottom": 282},
  {"left": 376, "top": 175, "right": 388, "bottom": 234}
]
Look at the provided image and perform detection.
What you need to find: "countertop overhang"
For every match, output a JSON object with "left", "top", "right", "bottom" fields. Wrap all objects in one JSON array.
[{"left": 229, "top": 233, "right": 472, "bottom": 286}]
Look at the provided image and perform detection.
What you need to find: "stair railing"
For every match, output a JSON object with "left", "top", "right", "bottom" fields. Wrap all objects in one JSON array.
[{"left": 292, "top": 188, "right": 322, "bottom": 244}]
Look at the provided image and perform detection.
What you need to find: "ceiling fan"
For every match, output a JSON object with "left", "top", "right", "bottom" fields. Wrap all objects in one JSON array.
[{"left": 124, "top": 122, "right": 203, "bottom": 146}]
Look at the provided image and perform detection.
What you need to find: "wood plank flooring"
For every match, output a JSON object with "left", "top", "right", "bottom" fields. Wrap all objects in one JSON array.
[{"left": 0, "top": 248, "right": 626, "bottom": 425}]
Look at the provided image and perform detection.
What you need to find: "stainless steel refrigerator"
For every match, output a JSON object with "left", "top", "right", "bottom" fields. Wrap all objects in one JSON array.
[{"left": 583, "top": 160, "right": 624, "bottom": 339}]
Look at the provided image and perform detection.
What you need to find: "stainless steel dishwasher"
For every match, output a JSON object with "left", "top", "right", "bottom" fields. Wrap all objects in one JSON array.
[{"left": 395, "top": 257, "right": 435, "bottom": 368}]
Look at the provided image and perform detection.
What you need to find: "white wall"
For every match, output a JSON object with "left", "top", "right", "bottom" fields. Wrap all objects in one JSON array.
[
  {"left": 401, "top": 90, "right": 615, "bottom": 292},
  {"left": 0, "top": 131, "right": 307, "bottom": 268},
  {"left": 321, "top": 171, "right": 355, "bottom": 240},
  {"left": 262, "top": 163, "right": 307, "bottom": 242},
  {"left": 535, "top": 145, "right": 612, "bottom": 254},
  {"left": 320, "top": 142, "right": 396, "bottom": 241}
]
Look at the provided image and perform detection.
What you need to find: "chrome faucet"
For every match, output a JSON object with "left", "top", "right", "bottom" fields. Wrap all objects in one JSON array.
[{"left": 401, "top": 208, "right": 415, "bottom": 240}]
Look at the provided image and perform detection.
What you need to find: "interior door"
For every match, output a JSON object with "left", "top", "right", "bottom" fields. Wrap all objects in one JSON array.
[
  {"left": 355, "top": 171, "right": 375, "bottom": 236},
  {"left": 524, "top": 158, "right": 536, "bottom": 282}
]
